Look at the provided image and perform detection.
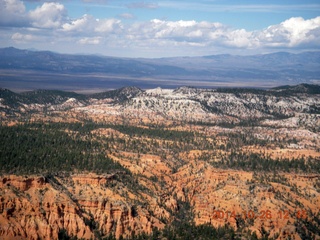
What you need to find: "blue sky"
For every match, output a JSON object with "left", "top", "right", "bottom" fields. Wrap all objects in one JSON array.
[{"left": 1, "top": 0, "right": 320, "bottom": 57}]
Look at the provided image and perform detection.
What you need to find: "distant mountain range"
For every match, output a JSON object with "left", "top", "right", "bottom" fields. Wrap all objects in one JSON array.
[{"left": 0, "top": 47, "right": 319, "bottom": 91}]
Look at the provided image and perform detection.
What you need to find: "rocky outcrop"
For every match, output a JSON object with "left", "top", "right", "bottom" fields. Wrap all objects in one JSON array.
[
  {"left": 1, "top": 175, "right": 46, "bottom": 191},
  {"left": 72, "top": 173, "right": 115, "bottom": 186},
  {"left": 0, "top": 175, "right": 164, "bottom": 240},
  {"left": 2, "top": 85, "right": 319, "bottom": 129},
  {"left": 0, "top": 176, "right": 93, "bottom": 240}
]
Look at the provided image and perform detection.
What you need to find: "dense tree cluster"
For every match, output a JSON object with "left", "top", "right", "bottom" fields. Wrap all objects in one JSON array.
[
  {"left": 0, "top": 123, "right": 124, "bottom": 174},
  {"left": 213, "top": 152, "right": 320, "bottom": 173}
]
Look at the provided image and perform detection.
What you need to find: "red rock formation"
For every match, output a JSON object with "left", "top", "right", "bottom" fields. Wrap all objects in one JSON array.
[{"left": 0, "top": 175, "right": 164, "bottom": 239}]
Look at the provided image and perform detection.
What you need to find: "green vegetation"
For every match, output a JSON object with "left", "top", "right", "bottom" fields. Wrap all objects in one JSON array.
[
  {"left": 89, "top": 86, "right": 142, "bottom": 103},
  {"left": 0, "top": 123, "right": 123, "bottom": 174},
  {"left": 0, "top": 88, "right": 29, "bottom": 108},
  {"left": 216, "top": 87, "right": 267, "bottom": 95},
  {"left": 2, "top": 121, "right": 318, "bottom": 175},
  {"left": 295, "top": 213, "right": 320, "bottom": 239},
  {"left": 212, "top": 152, "right": 320, "bottom": 173},
  {"left": 21, "top": 89, "right": 87, "bottom": 104},
  {"left": 110, "top": 124, "right": 195, "bottom": 140},
  {"left": 217, "top": 83, "right": 320, "bottom": 96}
]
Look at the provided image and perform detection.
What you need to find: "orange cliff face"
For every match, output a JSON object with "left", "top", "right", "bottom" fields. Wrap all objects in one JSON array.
[
  {"left": 0, "top": 157, "right": 319, "bottom": 240},
  {"left": 107, "top": 151, "right": 320, "bottom": 240},
  {"left": 0, "top": 175, "right": 93, "bottom": 240},
  {"left": 0, "top": 166, "right": 320, "bottom": 240},
  {"left": 0, "top": 174, "right": 164, "bottom": 240}
]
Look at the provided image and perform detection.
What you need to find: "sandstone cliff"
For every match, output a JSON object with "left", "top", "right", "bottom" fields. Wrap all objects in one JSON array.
[{"left": 0, "top": 174, "right": 164, "bottom": 239}]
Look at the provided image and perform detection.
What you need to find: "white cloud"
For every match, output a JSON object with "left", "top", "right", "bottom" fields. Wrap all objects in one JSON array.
[
  {"left": 122, "top": 17, "right": 320, "bottom": 53},
  {"left": 62, "top": 14, "right": 122, "bottom": 34},
  {"left": 11, "top": 32, "right": 35, "bottom": 41},
  {"left": 78, "top": 37, "right": 101, "bottom": 45},
  {"left": 29, "top": 2, "right": 67, "bottom": 28},
  {"left": 95, "top": 18, "right": 122, "bottom": 33},
  {"left": 3, "top": 0, "right": 25, "bottom": 13},
  {"left": 127, "top": 19, "right": 223, "bottom": 43},
  {"left": 225, "top": 29, "right": 254, "bottom": 48},
  {"left": 0, "top": 0, "right": 28, "bottom": 26},
  {"left": 187, "top": 30, "right": 203, "bottom": 38},
  {"left": 119, "top": 13, "right": 135, "bottom": 19},
  {"left": 258, "top": 17, "right": 320, "bottom": 48},
  {"left": 62, "top": 14, "right": 95, "bottom": 32},
  {"left": 1, "top": 0, "right": 319, "bottom": 58}
]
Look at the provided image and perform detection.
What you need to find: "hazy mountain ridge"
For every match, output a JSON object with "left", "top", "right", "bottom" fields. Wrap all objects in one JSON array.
[
  {"left": 0, "top": 47, "right": 191, "bottom": 76},
  {"left": 1, "top": 47, "right": 320, "bottom": 90}
]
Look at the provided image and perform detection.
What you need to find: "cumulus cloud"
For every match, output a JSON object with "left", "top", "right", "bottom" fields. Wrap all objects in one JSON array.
[
  {"left": 128, "top": 19, "right": 216, "bottom": 41},
  {"left": 29, "top": 2, "right": 67, "bottom": 28},
  {"left": 62, "top": 14, "right": 95, "bottom": 32},
  {"left": 224, "top": 29, "right": 255, "bottom": 48},
  {"left": 78, "top": 37, "right": 101, "bottom": 45},
  {"left": 126, "top": 19, "right": 238, "bottom": 50},
  {"left": 62, "top": 14, "right": 122, "bottom": 34},
  {"left": 258, "top": 17, "right": 320, "bottom": 48},
  {"left": 125, "top": 17, "right": 320, "bottom": 50},
  {"left": 0, "top": 0, "right": 29, "bottom": 27},
  {"left": 119, "top": 13, "right": 135, "bottom": 19},
  {"left": 11, "top": 32, "right": 36, "bottom": 41},
  {"left": 95, "top": 18, "right": 122, "bottom": 33},
  {"left": 1, "top": 0, "right": 319, "bottom": 57}
]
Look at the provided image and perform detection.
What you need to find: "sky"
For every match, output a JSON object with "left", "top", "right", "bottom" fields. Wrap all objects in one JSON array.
[{"left": 0, "top": 0, "right": 320, "bottom": 58}]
